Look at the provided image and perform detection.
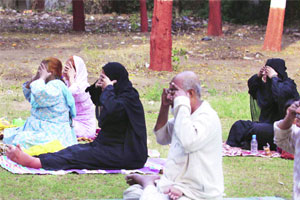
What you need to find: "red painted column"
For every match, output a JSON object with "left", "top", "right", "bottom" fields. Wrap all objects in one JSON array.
[
  {"left": 263, "top": 0, "right": 286, "bottom": 51},
  {"left": 34, "top": 0, "right": 44, "bottom": 12},
  {"left": 150, "top": 0, "right": 173, "bottom": 72},
  {"left": 72, "top": 0, "right": 85, "bottom": 31},
  {"left": 207, "top": 0, "right": 223, "bottom": 36},
  {"left": 140, "top": 0, "right": 148, "bottom": 32}
]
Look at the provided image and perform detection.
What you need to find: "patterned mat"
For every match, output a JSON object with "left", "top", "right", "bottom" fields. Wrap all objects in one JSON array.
[
  {"left": 224, "top": 197, "right": 285, "bottom": 200},
  {"left": 0, "top": 156, "right": 166, "bottom": 175},
  {"left": 0, "top": 141, "right": 284, "bottom": 176},
  {"left": 222, "top": 143, "right": 281, "bottom": 158},
  {"left": 89, "top": 196, "right": 286, "bottom": 200}
]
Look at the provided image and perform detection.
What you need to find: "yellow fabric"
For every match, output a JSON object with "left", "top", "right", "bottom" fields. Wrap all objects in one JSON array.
[
  {"left": 0, "top": 118, "right": 16, "bottom": 131},
  {"left": 24, "top": 140, "right": 65, "bottom": 156}
]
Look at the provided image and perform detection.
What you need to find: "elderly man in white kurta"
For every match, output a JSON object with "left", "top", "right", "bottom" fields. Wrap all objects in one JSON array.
[
  {"left": 274, "top": 100, "right": 300, "bottom": 200},
  {"left": 123, "top": 71, "right": 224, "bottom": 200}
]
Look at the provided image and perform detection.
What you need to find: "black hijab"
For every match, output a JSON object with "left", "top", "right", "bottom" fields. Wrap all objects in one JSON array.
[
  {"left": 251, "top": 58, "right": 299, "bottom": 123},
  {"left": 86, "top": 62, "right": 147, "bottom": 141},
  {"left": 102, "top": 62, "right": 133, "bottom": 95},
  {"left": 102, "top": 62, "right": 148, "bottom": 167},
  {"left": 85, "top": 62, "right": 147, "bottom": 168},
  {"left": 265, "top": 58, "right": 288, "bottom": 80},
  {"left": 86, "top": 63, "right": 136, "bottom": 104},
  {"left": 103, "top": 62, "right": 146, "bottom": 138}
]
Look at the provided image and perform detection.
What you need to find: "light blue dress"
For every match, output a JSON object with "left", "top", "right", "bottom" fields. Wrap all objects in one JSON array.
[{"left": 4, "top": 79, "right": 78, "bottom": 149}]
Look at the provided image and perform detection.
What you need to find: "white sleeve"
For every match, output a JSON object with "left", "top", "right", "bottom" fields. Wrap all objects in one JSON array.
[
  {"left": 173, "top": 96, "right": 214, "bottom": 153},
  {"left": 274, "top": 121, "right": 297, "bottom": 154},
  {"left": 154, "top": 119, "right": 174, "bottom": 145}
]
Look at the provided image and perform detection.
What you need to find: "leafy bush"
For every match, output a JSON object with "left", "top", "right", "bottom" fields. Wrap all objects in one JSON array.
[
  {"left": 142, "top": 82, "right": 164, "bottom": 102},
  {"left": 129, "top": 13, "right": 140, "bottom": 31},
  {"left": 84, "top": 0, "right": 142, "bottom": 14},
  {"left": 221, "top": 0, "right": 270, "bottom": 24},
  {"left": 172, "top": 47, "right": 188, "bottom": 71}
]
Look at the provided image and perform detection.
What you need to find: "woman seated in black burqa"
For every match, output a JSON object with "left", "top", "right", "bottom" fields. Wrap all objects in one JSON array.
[
  {"left": 5, "top": 62, "right": 148, "bottom": 170},
  {"left": 226, "top": 58, "right": 299, "bottom": 151}
]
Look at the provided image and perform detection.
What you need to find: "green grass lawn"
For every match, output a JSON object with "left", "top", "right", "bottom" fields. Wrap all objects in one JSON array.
[{"left": 0, "top": 86, "right": 294, "bottom": 199}]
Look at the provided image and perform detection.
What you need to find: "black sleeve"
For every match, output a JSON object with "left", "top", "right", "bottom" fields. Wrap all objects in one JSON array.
[
  {"left": 85, "top": 81, "right": 102, "bottom": 106},
  {"left": 271, "top": 77, "right": 299, "bottom": 103},
  {"left": 99, "top": 85, "right": 126, "bottom": 121},
  {"left": 248, "top": 74, "right": 262, "bottom": 99}
]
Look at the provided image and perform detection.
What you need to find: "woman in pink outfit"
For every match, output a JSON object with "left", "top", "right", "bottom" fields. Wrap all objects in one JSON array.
[{"left": 63, "top": 55, "right": 96, "bottom": 138}]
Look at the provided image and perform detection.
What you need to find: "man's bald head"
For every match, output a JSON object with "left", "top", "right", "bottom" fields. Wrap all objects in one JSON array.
[{"left": 172, "top": 71, "right": 201, "bottom": 99}]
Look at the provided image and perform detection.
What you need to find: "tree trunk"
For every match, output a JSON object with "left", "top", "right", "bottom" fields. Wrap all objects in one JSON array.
[
  {"left": 150, "top": 0, "right": 173, "bottom": 72},
  {"left": 2, "top": 0, "right": 16, "bottom": 9},
  {"left": 26, "top": 0, "right": 31, "bottom": 10},
  {"left": 140, "top": 0, "right": 148, "bottom": 32},
  {"left": 207, "top": 0, "right": 222, "bottom": 36},
  {"left": 263, "top": 0, "right": 286, "bottom": 51},
  {"left": 33, "top": 0, "right": 44, "bottom": 12},
  {"left": 174, "top": 0, "right": 181, "bottom": 18},
  {"left": 72, "top": 0, "right": 85, "bottom": 32}
]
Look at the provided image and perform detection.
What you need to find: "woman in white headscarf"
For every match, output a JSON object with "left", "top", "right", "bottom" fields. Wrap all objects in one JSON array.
[{"left": 63, "top": 56, "right": 96, "bottom": 138}]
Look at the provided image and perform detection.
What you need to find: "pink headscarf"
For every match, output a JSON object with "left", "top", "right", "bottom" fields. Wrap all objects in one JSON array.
[{"left": 67, "top": 55, "right": 90, "bottom": 91}]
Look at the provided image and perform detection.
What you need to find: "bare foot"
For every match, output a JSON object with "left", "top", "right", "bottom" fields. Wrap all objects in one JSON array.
[
  {"left": 125, "top": 174, "right": 160, "bottom": 188},
  {"left": 164, "top": 186, "right": 183, "bottom": 200},
  {"left": 6, "top": 144, "right": 42, "bottom": 168}
]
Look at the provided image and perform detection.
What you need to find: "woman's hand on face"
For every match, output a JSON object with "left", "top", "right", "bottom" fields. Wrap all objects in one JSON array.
[
  {"left": 96, "top": 73, "right": 117, "bottom": 91},
  {"left": 32, "top": 72, "right": 40, "bottom": 82},
  {"left": 258, "top": 66, "right": 268, "bottom": 83},
  {"left": 63, "top": 61, "right": 76, "bottom": 81},
  {"left": 32, "top": 63, "right": 45, "bottom": 81},
  {"left": 95, "top": 79, "right": 102, "bottom": 88},
  {"left": 38, "top": 63, "right": 52, "bottom": 81},
  {"left": 258, "top": 66, "right": 265, "bottom": 78},
  {"left": 265, "top": 66, "right": 278, "bottom": 78}
]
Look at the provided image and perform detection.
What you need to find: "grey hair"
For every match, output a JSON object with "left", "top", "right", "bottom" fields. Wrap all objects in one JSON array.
[{"left": 182, "top": 78, "right": 202, "bottom": 99}]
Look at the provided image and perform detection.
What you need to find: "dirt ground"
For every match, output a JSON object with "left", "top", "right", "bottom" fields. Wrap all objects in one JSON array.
[
  {"left": 1, "top": 11, "right": 300, "bottom": 101},
  {"left": 1, "top": 12, "right": 299, "bottom": 199}
]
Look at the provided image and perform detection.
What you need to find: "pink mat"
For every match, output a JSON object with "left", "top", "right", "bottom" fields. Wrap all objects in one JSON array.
[
  {"left": 222, "top": 143, "right": 281, "bottom": 158},
  {"left": 0, "top": 156, "right": 166, "bottom": 175}
]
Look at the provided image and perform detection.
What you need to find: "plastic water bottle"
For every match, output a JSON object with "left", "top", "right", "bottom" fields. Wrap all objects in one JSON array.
[{"left": 251, "top": 135, "right": 258, "bottom": 155}]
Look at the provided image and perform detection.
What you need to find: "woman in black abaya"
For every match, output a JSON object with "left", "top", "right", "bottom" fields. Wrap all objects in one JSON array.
[
  {"left": 6, "top": 62, "right": 148, "bottom": 170},
  {"left": 226, "top": 58, "right": 299, "bottom": 150}
]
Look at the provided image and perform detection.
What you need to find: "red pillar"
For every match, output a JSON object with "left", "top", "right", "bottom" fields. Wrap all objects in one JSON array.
[
  {"left": 207, "top": 0, "right": 223, "bottom": 36},
  {"left": 72, "top": 0, "right": 85, "bottom": 32},
  {"left": 150, "top": 0, "right": 173, "bottom": 72},
  {"left": 34, "top": 0, "right": 44, "bottom": 12},
  {"left": 140, "top": 0, "right": 148, "bottom": 32},
  {"left": 263, "top": 0, "right": 286, "bottom": 51}
]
